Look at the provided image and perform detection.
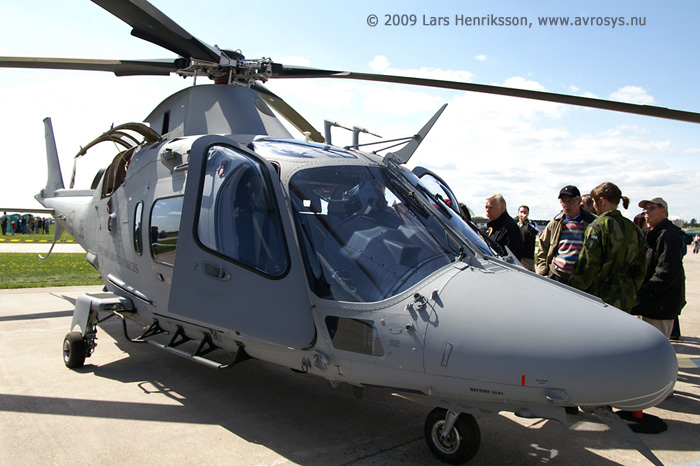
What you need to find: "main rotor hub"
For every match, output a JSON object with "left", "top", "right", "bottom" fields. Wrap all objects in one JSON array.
[{"left": 176, "top": 48, "right": 274, "bottom": 86}]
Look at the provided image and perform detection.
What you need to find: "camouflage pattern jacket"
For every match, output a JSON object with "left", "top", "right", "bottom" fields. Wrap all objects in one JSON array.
[{"left": 568, "top": 210, "right": 646, "bottom": 312}]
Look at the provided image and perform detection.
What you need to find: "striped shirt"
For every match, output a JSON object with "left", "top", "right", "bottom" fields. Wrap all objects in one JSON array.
[{"left": 551, "top": 215, "right": 586, "bottom": 277}]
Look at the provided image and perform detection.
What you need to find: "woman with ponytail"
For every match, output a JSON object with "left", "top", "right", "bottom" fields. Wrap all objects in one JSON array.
[{"left": 568, "top": 182, "right": 647, "bottom": 312}]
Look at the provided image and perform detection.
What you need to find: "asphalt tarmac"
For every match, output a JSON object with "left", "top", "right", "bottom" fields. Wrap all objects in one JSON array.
[{"left": 1, "top": 251, "right": 699, "bottom": 465}]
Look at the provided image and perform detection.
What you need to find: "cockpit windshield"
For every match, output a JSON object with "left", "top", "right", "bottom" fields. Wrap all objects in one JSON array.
[
  {"left": 401, "top": 170, "right": 495, "bottom": 257},
  {"left": 290, "top": 165, "right": 467, "bottom": 302}
]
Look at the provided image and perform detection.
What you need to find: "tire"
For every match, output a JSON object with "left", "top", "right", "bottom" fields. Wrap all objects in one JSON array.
[
  {"left": 63, "top": 332, "right": 86, "bottom": 368},
  {"left": 424, "top": 408, "right": 481, "bottom": 464}
]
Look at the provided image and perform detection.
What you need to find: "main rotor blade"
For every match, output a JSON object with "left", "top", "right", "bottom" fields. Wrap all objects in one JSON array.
[
  {"left": 91, "top": 0, "right": 221, "bottom": 63},
  {"left": 273, "top": 65, "right": 700, "bottom": 125},
  {"left": 252, "top": 84, "right": 324, "bottom": 143},
  {"left": 0, "top": 56, "right": 183, "bottom": 76}
]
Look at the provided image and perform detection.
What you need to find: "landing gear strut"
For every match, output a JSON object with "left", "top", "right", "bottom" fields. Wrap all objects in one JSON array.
[
  {"left": 424, "top": 408, "right": 481, "bottom": 464},
  {"left": 62, "top": 292, "right": 131, "bottom": 369}
]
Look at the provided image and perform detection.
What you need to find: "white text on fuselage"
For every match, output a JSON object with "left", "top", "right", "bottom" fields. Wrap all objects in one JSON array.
[{"left": 97, "top": 245, "right": 139, "bottom": 273}]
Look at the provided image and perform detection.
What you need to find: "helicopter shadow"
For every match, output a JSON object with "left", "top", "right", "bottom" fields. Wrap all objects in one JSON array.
[{"left": 84, "top": 317, "right": 435, "bottom": 465}]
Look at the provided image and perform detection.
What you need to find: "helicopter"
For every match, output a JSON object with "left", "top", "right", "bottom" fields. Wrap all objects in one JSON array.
[{"left": 0, "top": 1, "right": 696, "bottom": 464}]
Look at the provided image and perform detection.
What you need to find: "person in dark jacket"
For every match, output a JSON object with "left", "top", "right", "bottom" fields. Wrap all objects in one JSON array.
[
  {"left": 485, "top": 193, "right": 522, "bottom": 260},
  {"left": 580, "top": 194, "right": 596, "bottom": 215},
  {"left": 517, "top": 205, "right": 539, "bottom": 271},
  {"left": 632, "top": 197, "right": 686, "bottom": 339}
]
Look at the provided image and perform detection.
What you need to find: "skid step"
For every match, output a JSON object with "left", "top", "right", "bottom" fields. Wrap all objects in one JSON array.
[{"left": 119, "top": 319, "right": 251, "bottom": 370}]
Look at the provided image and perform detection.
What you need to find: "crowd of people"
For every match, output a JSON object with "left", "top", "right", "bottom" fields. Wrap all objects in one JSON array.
[
  {"left": 477, "top": 184, "right": 687, "bottom": 344},
  {"left": 1, "top": 212, "right": 52, "bottom": 235}
]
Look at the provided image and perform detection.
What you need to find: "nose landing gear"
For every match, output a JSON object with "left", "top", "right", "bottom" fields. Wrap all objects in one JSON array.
[{"left": 425, "top": 408, "right": 481, "bottom": 464}]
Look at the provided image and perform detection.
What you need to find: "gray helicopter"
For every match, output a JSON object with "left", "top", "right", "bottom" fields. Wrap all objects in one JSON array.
[{"left": 1, "top": 1, "right": 695, "bottom": 464}]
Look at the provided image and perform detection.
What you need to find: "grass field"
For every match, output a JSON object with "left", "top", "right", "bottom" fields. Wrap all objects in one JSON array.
[{"left": 0, "top": 253, "right": 102, "bottom": 289}]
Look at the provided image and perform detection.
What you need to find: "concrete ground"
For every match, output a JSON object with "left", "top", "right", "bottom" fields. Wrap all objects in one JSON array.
[{"left": 1, "top": 253, "right": 699, "bottom": 465}]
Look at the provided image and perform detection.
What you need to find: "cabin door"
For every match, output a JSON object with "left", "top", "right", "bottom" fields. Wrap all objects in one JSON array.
[{"left": 168, "top": 136, "right": 315, "bottom": 349}]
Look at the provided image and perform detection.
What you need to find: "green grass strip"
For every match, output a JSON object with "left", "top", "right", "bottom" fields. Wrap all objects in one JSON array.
[{"left": 0, "top": 253, "right": 102, "bottom": 289}]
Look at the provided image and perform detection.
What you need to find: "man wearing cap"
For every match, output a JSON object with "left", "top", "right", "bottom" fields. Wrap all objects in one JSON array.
[
  {"left": 632, "top": 197, "right": 686, "bottom": 339},
  {"left": 536, "top": 185, "right": 597, "bottom": 283}
]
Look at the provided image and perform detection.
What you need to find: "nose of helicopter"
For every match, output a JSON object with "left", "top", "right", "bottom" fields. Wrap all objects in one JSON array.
[{"left": 424, "top": 266, "right": 677, "bottom": 411}]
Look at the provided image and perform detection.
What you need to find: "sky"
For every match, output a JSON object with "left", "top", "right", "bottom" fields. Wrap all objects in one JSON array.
[{"left": 1, "top": 0, "right": 700, "bottom": 222}]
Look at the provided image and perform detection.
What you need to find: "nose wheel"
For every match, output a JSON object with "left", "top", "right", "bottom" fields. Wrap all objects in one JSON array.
[
  {"left": 63, "top": 332, "right": 87, "bottom": 368},
  {"left": 425, "top": 408, "right": 480, "bottom": 464}
]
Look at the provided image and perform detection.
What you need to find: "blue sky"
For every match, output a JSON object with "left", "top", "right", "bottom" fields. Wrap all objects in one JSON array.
[{"left": 1, "top": 0, "right": 699, "bottom": 221}]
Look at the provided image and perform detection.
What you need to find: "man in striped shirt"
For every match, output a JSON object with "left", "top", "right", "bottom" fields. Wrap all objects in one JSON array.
[{"left": 535, "top": 185, "right": 597, "bottom": 283}]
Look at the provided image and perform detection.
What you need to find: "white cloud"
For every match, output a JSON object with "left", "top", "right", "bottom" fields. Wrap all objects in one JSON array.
[
  {"left": 369, "top": 55, "right": 390, "bottom": 72},
  {"left": 474, "top": 55, "right": 488, "bottom": 62},
  {"left": 609, "top": 86, "right": 656, "bottom": 105}
]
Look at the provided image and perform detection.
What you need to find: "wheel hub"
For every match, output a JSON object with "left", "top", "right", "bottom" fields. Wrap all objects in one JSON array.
[
  {"left": 62, "top": 339, "right": 71, "bottom": 363},
  {"left": 432, "top": 420, "right": 460, "bottom": 454}
]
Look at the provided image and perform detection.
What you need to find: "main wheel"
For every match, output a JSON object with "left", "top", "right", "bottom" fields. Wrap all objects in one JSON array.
[
  {"left": 63, "top": 332, "right": 86, "bottom": 368},
  {"left": 424, "top": 408, "right": 481, "bottom": 464}
]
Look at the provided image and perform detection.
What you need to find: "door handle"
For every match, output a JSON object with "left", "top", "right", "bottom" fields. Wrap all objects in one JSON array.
[{"left": 202, "top": 261, "right": 230, "bottom": 280}]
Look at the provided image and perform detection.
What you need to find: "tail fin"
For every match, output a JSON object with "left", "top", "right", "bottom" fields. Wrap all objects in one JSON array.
[{"left": 37, "top": 117, "right": 65, "bottom": 201}]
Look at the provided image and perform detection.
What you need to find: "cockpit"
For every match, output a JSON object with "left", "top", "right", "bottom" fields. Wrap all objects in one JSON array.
[{"left": 287, "top": 161, "right": 494, "bottom": 303}]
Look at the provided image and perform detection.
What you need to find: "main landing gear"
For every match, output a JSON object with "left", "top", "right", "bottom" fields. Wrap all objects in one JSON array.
[
  {"left": 62, "top": 331, "right": 88, "bottom": 368},
  {"left": 62, "top": 292, "right": 252, "bottom": 371},
  {"left": 62, "top": 292, "right": 133, "bottom": 369},
  {"left": 424, "top": 408, "right": 481, "bottom": 464}
]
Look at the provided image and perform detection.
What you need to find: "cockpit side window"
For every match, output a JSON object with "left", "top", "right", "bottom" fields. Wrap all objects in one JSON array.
[{"left": 196, "top": 145, "right": 288, "bottom": 277}]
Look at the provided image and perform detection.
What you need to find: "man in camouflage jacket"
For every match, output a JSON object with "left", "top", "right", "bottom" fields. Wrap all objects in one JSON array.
[{"left": 568, "top": 209, "right": 647, "bottom": 311}]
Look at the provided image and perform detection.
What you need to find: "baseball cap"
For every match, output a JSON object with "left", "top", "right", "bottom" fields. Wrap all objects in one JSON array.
[
  {"left": 638, "top": 197, "right": 668, "bottom": 210},
  {"left": 558, "top": 185, "right": 581, "bottom": 198}
]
